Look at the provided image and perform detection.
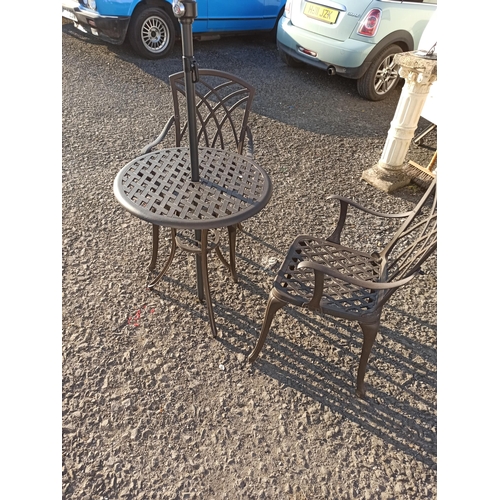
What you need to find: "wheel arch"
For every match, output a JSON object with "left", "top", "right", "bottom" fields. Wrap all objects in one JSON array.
[
  {"left": 364, "top": 30, "right": 414, "bottom": 65},
  {"left": 130, "top": 0, "right": 179, "bottom": 34}
]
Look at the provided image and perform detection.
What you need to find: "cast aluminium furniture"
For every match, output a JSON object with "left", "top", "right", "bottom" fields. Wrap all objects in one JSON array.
[
  {"left": 113, "top": 146, "right": 272, "bottom": 337},
  {"left": 248, "top": 178, "right": 437, "bottom": 398},
  {"left": 140, "top": 69, "right": 256, "bottom": 280}
]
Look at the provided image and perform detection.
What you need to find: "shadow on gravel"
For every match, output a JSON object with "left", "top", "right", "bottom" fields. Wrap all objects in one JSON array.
[
  {"left": 145, "top": 232, "right": 436, "bottom": 470},
  {"left": 218, "top": 285, "right": 436, "bottom": 471},
  {"left": 242, "top": 327, "right": 436, "bottom": 466},
  {"left": 222, "top": 230, "right": 436, "bottom": 471}
]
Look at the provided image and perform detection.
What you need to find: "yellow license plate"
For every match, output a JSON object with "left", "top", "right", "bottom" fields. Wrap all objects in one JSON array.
[{"left": 303, "top": 2, "right": 339, "bottom": 24}]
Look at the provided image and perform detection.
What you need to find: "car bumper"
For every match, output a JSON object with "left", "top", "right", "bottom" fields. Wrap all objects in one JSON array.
[
  {"left": 277, "top": 17, "right": 375, "bottom": 79},
  {"left": 62, "top": 1, "right": 129, "bottom": 45}
]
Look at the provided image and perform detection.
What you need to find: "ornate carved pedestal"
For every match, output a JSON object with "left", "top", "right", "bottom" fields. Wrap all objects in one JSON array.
[{"left": 362, "top": 51, "right": 437, "bottom": 192}]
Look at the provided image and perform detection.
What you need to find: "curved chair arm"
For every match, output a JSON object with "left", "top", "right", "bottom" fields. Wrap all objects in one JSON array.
[
  {"left": 328, "top": 196, "right": 413, "bottom": 244},
  {"left": 333, "top": 196, "right": 414, "bottom": 219},
  {"left": 297, "top": 259, "right": 418, "bottom": 310},
  {"left": 140, "top": 116, "right": 176, "bottom": 155},
  {"left": 297, "top": 260, "right": 418, "bottom": 290}
]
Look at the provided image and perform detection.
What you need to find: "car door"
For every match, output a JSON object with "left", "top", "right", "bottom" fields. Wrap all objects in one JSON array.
[
  {"left": 207, "top": 0, "right": 274, "bottom": 32},
  {"left": 190, "top": 0, "right": 208, "bottom": 32}
]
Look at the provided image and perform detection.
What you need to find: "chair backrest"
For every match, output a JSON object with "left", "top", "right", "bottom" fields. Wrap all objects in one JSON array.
[
  {"left": 168, "top": 69, "right": 256, "bottom": 156},
  {"left": 380, "top": 177, "right": 437, "bottom": 287}
]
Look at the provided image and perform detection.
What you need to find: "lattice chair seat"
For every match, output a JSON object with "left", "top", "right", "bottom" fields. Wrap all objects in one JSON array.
[
  {"left": 248, "top": 178, "right": 437, "bottom": 398},
  {"left": 274, "top": 236, "right": 381, "bottom": 316}
]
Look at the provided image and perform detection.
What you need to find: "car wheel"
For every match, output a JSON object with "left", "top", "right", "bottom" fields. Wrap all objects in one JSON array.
[
  {"left": 128, "top": 6, "right": 175, "bottom": 59},
  {"left": 357, "top": 44, "right": 403, "bottom": 101},
  {"left": 278, "top": 47, "right": 304, "bottom": 68}
]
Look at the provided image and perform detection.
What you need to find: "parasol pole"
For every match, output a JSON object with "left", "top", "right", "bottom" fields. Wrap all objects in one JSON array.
[
  {"left": 173, "top": 0, "right": 204, "bottom": 300},
  {"left": 173, "top": 0, "right": 199, "bottom": 181}
]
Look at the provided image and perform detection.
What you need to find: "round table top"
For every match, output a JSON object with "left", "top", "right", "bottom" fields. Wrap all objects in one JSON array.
[{"left": 114, "top": 147, "right": 272, "bottom": 229}]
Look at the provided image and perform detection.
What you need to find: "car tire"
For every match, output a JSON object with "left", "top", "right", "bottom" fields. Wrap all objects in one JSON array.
[
  {"left": 357, "top": 44, "right": 403, "bottom": 101},
  {"left": 128, "top": 6, "right": 175, "bottom": 60},
  {"left": 278, "top": 47, "right": 304, "bottom": 68}
]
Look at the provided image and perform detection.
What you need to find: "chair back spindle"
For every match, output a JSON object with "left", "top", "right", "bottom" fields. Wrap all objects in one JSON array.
[
  {"left": 380, "top": 179, "right": 437, "bottom": 294},
  {"left": 169, "top": 70, "right": 256, "bottom": 156}
]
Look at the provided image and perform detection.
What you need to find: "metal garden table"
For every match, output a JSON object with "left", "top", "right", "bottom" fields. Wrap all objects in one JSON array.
[{"left": 113, "top": 146, "right": 272, "bottom": 337}]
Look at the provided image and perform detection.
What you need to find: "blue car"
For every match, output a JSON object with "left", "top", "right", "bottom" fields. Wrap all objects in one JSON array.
[{"left": 62, "top": 0, "right": 286, "bottom": 59}]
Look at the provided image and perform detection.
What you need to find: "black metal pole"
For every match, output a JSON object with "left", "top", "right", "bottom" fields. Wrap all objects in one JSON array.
[
  {"left": 173, "top": 0, "right": 199, "bottom": 182},
  {"left": 173, "top": 0, "right": 204, "bottom": 300}
]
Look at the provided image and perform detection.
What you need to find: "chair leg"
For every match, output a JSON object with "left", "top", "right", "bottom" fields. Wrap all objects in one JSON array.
[
  {"left": 201, "top": 229, "right": 217, "bottom": 338},
  {"left": 149, "top": 224, "right": 160, "bottom": 271},
  {"left": 356, "top": 319, "right": 380, "bottom": 398},
  {"left": 248, "top": 294, "right": 286, "bottom": 363},
  {"left": 228, "top": 224, "right": 238, "bottom": 283},
  {"left": 214, "top": 225, "right": 238, "bottom": 282},
  {"left": 147, "top": 229, "right": 177, "bottom": 288}
]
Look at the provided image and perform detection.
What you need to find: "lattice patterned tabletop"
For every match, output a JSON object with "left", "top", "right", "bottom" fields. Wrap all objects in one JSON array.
[{"left": 114, "top": 147, "right": 272, "bottom": 229}]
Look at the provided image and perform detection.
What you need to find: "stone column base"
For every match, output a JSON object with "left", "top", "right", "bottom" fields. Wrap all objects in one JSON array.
[{"left": 361, "top": 164, "right": 411, "bottom": 193}]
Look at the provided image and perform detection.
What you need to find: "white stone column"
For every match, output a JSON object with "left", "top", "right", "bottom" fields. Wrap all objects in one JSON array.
[{"left": 362, "top": 51, "right": 437, "bottom": 192}]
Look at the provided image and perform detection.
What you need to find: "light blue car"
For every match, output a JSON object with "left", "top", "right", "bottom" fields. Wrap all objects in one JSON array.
[
  {"left": 62, "top": 0, "right": 286, "bottom": 59},
  {"left": 277, "top": 0, "right": 437, "bottom": 100}
]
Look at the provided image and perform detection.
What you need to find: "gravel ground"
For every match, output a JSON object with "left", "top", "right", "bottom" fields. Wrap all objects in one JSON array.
[{"left": 62, "top": 21, "right": 437, "bottom": 500}]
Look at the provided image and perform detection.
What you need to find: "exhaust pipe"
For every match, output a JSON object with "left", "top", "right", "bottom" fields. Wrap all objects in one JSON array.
[{"left": 327, "top": 66, "right": 336, "bottom": 76}]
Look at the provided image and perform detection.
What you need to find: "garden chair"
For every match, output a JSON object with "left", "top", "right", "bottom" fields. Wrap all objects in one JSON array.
[
  {"left": 141, "top": 69, "right": 256, "bottom": 285},
  {"left": 248, "top": 178, "right": 437, "bottom": 398}
]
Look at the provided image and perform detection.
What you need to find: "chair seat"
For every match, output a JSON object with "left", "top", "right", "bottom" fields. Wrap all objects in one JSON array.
[{"left": 272, "top": 235, "right": 382, "bottom": 318}]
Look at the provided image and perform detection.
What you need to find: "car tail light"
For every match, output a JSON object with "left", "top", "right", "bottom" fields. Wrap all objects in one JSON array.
[
  {"left": 284, "top": 0, "right": 292, "bottom": 18},
  {"left": 357, "top": 9, "right": 381, "bottom": 37},
  {"left": 298, "top": 46, "right": 317, "bottom": 57}
]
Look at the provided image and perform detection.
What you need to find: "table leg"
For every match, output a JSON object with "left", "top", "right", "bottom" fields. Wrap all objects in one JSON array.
[
  {"left": 201, "top": 229, "right": 217, "bottom": 337},
  {"left": 213, "top": 226, "right": 238, "bottom": 283},
  {"left": 195, "top": 229, "right": 204, "bottom": 302},
  {"left": 149, "top": 224, "right": 159, "bottom": 271},
  {"left": 147, "top": 228, "right": 177, "bottom": 288}
]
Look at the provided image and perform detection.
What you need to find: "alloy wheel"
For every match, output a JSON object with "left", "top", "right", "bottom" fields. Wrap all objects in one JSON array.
[
  {"left": 374, "top": 54, "right": 399, "bottom": 96},
  {"left": 141, "top": 16, "right": 169, "bottom": 54}
]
